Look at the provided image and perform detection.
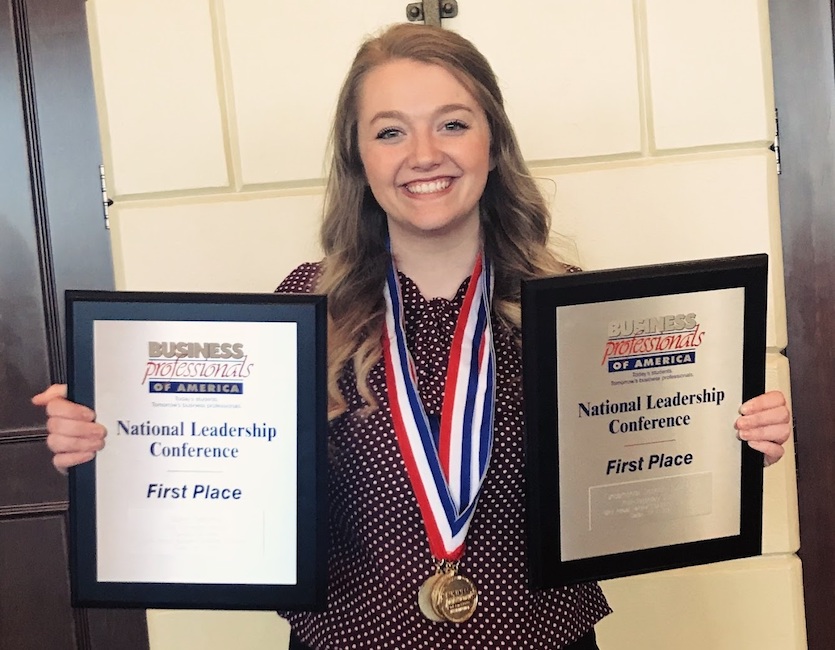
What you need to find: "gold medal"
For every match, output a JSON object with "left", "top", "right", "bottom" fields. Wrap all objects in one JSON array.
[
  {"left": 418, "top": 561, "right": 478, "bottom": 623},
  {"left": 418, "top": 572, "right": 446, "bottom": 622},
  {"left": 432, "top": 570, "right": 478, "bottom": 623}
]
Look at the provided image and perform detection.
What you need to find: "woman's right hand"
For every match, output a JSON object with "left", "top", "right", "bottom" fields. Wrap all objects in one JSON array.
[{"left": 32, "top": 384, "right": 107, "bottom": 473}]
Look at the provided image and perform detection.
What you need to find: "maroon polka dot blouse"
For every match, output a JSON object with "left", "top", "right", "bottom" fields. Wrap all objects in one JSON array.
[{"left": 277, "top": 262, "right": 610, "bottom": 649}]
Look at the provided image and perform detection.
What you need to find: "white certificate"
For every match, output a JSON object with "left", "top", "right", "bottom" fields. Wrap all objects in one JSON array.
[
  {"left": 94, "top": 319, "right": 298, "bottom": 585},
  {"left": 66, "top": 291, "right": 327, "bottom": 610}
]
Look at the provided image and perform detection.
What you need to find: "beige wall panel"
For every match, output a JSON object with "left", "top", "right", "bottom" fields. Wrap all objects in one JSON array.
[
  {"left": 110, "top": 194, "right": 323, "bottom": 293},
  {"left": 222, "top": 0, "right": 404, "bottom": 185},
  {"left": 645, "top": 0, "right": 772, "bottom": 149},
  {"left": 448, "top": 0, "right": 641, "bottom": 161},
  {"left": 537, "top": 153, "right": 786, "bottom": 348},
  {"left": 598, "top": 554, "right": 806, "bottom": 649},
  {"left": 90, "top": 0, "right": 228, "bottom": 196},
  {"left": 147, "top": 609, "right": 289, "bottom": 650},
  {"left": 762, "top": 353, "right": 799, "bottom": 554}
]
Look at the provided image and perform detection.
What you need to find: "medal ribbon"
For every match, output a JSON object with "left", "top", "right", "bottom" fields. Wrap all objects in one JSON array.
[{"left": 382, "top": 254, "right": 496, "bottom": 560}]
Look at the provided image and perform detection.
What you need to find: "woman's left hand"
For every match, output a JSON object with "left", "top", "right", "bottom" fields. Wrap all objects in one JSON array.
[{"left": 735, "top": 390, "right": 791, "bottom": 466}]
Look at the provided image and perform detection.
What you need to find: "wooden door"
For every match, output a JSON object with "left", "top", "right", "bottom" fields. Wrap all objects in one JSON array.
[
  {"left": 769, "top": 0, "right": 835, "bottom": 648},
  {"left": 0, "top": 0, "right": 148, "bottom": 647}
]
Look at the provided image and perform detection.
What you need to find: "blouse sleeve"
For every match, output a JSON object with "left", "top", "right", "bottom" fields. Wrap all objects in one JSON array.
[{"left": 274, "top": 261, "right": 322, "bottom": 294}]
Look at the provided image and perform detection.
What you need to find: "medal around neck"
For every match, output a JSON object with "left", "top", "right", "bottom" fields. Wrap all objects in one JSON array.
[{"left": 383, "top": 253, "right": 495, "bottom": 623}]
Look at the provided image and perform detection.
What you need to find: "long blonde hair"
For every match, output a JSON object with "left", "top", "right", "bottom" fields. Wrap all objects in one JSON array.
[{"left": 318, "top": 23, "right": 571, "bottom": 418}]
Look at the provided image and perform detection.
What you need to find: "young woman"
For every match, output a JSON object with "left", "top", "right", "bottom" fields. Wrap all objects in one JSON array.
[{"left": 34, "top": 23, "right": 791, "bottom": 650}]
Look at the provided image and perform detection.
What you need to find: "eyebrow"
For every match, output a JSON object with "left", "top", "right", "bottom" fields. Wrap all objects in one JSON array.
[{"left": 368, "top": 103, "right": 476, "bottom": 125}]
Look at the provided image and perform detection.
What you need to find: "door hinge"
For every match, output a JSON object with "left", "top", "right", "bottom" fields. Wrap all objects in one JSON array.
[
  {"left": 99, "top": 164, "right": 113, "bottom": 230},
  {"left": 406, "top": 0, "right": 458, "bottom": 27},
  {"left": 770, "top": 108, "right": 781, "bottom": 175}
]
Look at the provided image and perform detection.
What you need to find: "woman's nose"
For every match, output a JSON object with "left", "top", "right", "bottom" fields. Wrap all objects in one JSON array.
[{"left": 408, "top": 130, "right": 443, "bottom": 169}]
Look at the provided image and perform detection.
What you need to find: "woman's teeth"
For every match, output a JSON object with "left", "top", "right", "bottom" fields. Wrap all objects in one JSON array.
[{"left": 406, "top": 179, "right": 451, "bottom": 194}]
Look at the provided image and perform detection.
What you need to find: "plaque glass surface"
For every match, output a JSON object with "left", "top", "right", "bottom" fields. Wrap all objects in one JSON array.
[
  {"left": 66, "top": 291, "right": 327, "bottom": 609},
  {"left": 522, "top": 255, "right": 767, "bottom": 587}
]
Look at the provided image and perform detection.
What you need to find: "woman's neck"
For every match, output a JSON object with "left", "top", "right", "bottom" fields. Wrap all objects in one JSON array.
[{"left": 389, "top": 225, "right": 482, "bottom": 300}]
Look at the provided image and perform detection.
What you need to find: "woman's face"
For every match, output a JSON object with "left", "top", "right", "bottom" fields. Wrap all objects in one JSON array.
[{"left": 356, "top": 59, "right": 492, "bottom": 243}]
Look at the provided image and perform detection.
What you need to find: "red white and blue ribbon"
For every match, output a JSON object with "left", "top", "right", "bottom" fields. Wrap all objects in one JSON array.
[{"left": 382, "top": 254, "right": 496, "bottom": 561}]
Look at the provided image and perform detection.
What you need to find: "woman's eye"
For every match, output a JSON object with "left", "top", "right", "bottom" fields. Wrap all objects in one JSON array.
[
  {"left": 443, "top": 120, "right": 469, "bottom": 131},
  {"left": 375, "top": 128, "right": 402, "bottom": 140}
]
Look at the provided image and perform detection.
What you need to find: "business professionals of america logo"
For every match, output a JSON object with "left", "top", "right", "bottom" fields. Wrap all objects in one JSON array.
[
  {"left": 602, "top": 313, "right": 706, "bottom": 372},
  {"left": 142, "top": 341, "right": 255, "bottom": 394}
]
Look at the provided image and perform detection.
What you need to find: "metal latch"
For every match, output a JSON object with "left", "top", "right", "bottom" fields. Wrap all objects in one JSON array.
[{"left": 406, "top": 1, "right": 458, "bottom": 27}]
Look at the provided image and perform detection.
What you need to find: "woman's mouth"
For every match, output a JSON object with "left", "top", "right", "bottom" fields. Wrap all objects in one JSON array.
[{"left": 404, "top": 178, "right": 452, "bottom": 195}]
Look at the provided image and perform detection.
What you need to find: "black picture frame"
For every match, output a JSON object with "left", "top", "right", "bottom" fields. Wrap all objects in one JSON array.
[
  {"left": 522, "top": 254, "right": 767, "bottom": 588},
  {"left": 66, "top": 290, "right": 328, "bottom": 610}
]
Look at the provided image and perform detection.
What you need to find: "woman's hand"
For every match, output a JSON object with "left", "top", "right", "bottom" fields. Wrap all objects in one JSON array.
[
  {"left": 735, "top": 390, "right": 791, "bottom": 466},
  {"left": 32, "top": 384, "right": 107, "bottom": 473}
]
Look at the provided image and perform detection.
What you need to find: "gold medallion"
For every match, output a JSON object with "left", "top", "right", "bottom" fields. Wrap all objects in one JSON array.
[
  {"left": 418, "top": 573, "right": 446, "bottom": 622},
  {"left": 432, "top": 570, "right": 478, "bottom": 623}
]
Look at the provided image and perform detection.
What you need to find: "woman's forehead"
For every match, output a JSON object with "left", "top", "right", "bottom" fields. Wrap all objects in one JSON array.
[{"left": 356, "top": 59, "right": 483, "bottom": 119}]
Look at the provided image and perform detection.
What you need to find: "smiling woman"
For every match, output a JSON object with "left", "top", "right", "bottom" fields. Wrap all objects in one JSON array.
[{"left": 265, "top": 27, "right": 618, "bottom": 649}]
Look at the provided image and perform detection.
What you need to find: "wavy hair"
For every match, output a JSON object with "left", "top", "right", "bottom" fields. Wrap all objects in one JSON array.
[{"left": 317, "top": 23, "right": 572, "bottom": 418}]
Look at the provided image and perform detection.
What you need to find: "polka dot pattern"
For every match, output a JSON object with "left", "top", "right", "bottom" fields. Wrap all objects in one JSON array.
[{"left": 277, "top": 262, "right": 611, "bottom": 650}]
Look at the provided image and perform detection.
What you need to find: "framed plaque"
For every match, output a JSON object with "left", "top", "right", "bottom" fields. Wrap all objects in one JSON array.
[
  {"left": 65, "top": 291, "right": 327, "bottom": 610},
  {"left": 522, "top": 254, "right": 767, "bottom": 588}
]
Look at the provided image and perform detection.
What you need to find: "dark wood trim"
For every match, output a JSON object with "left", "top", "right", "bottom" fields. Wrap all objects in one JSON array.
[
  {"left": 11, "top": 0, "right": 63, "bottom": 382},
  {"left": 768, "top": 0, "right": 835, "bottom": 647},
  {"left": 0, "top": 502, "right": 69, "bottom": 518}
]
